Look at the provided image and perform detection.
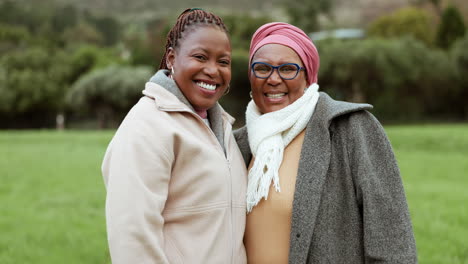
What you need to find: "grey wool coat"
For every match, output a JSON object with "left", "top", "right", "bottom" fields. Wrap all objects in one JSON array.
[{"left": 235, "top": 92, "right": 417, "bottom": 264}]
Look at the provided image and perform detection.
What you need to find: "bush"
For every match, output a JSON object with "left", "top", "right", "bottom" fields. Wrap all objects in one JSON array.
[
  {"left": 0, "top": 48, "right": 71, "bottom": 114},
  {"left": 436, "top": 5, "right": 466, "bottom": 49},
  {"left": 317, "top": 37, "right": 456, "bottom": 122},
  {"left": 66, "top": 65, "right": 153, "bottom": 128},
  {"left": 220, "top": 49, "right": 250, "bottom": 125},
  {"left": 368, "top": 7, "right": 435, "bottom": 46},
  {"left": 451, "top": 33, "right": 468, "bottom": 119},
  {"left": 223, "top": 14, "right": 272, "bottom": 51}
]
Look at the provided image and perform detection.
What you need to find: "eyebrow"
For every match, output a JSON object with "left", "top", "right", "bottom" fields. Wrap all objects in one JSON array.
[
  {"left": 190, "top": 47, "right": 231, "bottom": 57},
  {"left": 253, "top": 60, "right": 303, "bottom": 66}
]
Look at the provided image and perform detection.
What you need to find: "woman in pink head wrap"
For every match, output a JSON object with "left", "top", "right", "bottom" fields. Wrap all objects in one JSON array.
[{"left": 234, "top": 22, "right": 417, "bottom": 263}]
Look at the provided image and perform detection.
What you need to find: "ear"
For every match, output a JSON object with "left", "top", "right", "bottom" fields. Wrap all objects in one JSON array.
[{"left": 166, "top": 47, "right": 176, "bottom": 69}]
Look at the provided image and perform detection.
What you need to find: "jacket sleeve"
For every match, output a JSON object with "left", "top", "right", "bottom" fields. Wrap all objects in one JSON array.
[
  {"left": 102, "top": 118, "right": 172, "bottom": 264},
  {"left": 346, "top": 111, "right": 417, "bottom": 264}
]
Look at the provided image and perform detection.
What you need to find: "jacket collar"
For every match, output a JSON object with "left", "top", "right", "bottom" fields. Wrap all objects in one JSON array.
[
  {"left": 144, "top": 70, "right": 235, "bottom": 152},
  {"left": 288, "top": 92, "right": 372, "bottom": 262}
]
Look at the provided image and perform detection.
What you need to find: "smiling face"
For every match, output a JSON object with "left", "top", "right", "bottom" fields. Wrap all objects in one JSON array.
[
  {"left": 166, "top": 25, "right": 231, "bottom": 111},
  {"left": 250, "top": 44, "right": 307, "bottom": 114}
]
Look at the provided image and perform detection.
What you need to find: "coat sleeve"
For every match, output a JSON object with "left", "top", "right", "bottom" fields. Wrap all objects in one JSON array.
[
  {"left": 346, "top": 111, "right": 417, "bottom": 264},
  {"left": 102, "top": 117, "right": 172, "bottom": 264}
]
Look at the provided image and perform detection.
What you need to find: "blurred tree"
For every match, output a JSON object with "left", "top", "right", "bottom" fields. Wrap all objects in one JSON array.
[
  {"left": 0, "top": 0, "right": 51, "bottom": 34},
  {"left": 87, "top": 14, "right": 122, "bottom": 46},
  {"left": 220, "top": 49, "right": 251, "bottom": 126},
  {"left": 368, "top": 7, "right": 435, "bottom": 46},
  {"left": 66, "top": 65, "right": 152, "bottom": 128},
  {"left": 317, "top": 37, "right": 456, "bottom": 122},
  {"left": 223, "top": 14, "right": 272, "bottom": 50},
  {"left": 435, "top": 5, "right": 466, "bottom": 49},
  {"left": 0, "top": 23, "right": 30, "bottom": 54},
  {"left": 144, "top": 18, "right": 170, "bottom": 68},
  {"left": 411, "top": 0, "right": 442, "bottom": 16},
  {"left": 51, "top": 4, "right": 78, "bottom": 34},
  {"left": 0, "top": 48, "right": 73, "bottom": 127},
  {"left": 451, "top": 33, "right": 468, "bottom": 119},
  {"left": 0, "top": 41, "right": 122, "bottom": 128},
  {"left": 67, "top": 44, "right": 123, "bottom": 84},
  {"left": 123, "top": 30, "right": 155, "bottom": 67},
  {"left": 62, "top": 22, "right": 104, "bottom": 46},
  {"left": 284, "top": 0, "right": 333, "bottom": 32}
]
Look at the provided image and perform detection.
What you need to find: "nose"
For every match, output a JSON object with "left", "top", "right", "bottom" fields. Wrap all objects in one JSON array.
[
  {"left": 267, "top": 68, "right": 282, "bottom": 85},
  {"left": 203, "top": 61, "right": 218, "bottom": 77}
]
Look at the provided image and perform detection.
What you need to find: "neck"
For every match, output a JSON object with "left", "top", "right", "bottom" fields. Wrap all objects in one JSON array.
[{"left": 195, "top": 109, "right": 208, "bottom": 119}]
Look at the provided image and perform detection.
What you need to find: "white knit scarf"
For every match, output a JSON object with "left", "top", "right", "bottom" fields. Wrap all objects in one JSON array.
[{"left": 245, "top": 83, "right": 320, "bottom": 212}]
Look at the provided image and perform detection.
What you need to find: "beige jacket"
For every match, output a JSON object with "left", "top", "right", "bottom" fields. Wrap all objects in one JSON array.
[{"left": 102, "top": 74, "right": 247, "bottom": 264}]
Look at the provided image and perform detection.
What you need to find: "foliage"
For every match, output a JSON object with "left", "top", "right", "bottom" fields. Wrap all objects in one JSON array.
[
  {"left": 223, "top": 14, "right": 272, "bottom": 51},
  {"left": 284, "top": 0, "right": 333, "bottom": 32},
  {"left": 50, "top": 4, "right": 78, "bottom": 34},
  {"left": 0, "top": 23, "right": 30, "bottom": 53},
  {"left": 86, "top": 13, "right": 122, "bottom": 46},
  {"left": 367, "top": 7, "right": 435, "bottom": 46},
  {"left": 220, "top": 49, "right": 250, "bottom": 125},
  {"left": 0, "top": 48, "right": 72, "bottom": 114},
  {"left": 435, "top": 5, "right": 466, "bottom": 49},
  {"left": 66, "top": 65, "right": 152, "bottom": 128},
  {"left": 451, "top": 33, "right": 468, "bottom": 118},
  {"left": 62, "top": 22, "right": 104, "bottom": 46},
  {"left": 0, "top": 0, "right": 49, "bottom": 33},
  {"left": 317, "top": 37, "right": 457, "bottom": 121},
  {"left": 122, "top": 18, "right": 169, "bottom": 68}
]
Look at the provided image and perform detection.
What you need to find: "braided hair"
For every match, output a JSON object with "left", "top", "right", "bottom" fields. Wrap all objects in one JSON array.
[{"left": 159, "top": 8, "right": 229, "bottom": 70}]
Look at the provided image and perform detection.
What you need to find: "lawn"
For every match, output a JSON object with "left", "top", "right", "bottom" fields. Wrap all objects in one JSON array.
[{"left": 0, "top": 125, "right": 467, "bottom": 263}]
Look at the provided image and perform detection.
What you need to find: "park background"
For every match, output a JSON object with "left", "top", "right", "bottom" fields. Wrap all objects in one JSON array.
[{"left": 0, "top": 0, "right": 467, "bottom": 263}]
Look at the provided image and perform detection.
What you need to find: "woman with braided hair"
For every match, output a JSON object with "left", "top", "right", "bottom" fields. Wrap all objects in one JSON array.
[{"left": 102, "top": 8, "right": 247, "bottom": 263}]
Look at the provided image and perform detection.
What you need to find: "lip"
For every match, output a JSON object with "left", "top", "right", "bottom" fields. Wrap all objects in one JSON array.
[{"left": 197, "top": 79, "right": 218, "bottom": 86}]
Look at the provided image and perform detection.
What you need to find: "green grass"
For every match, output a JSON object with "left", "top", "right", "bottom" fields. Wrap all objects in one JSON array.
[
  {"left": 0, "top": 125, "right": 467, "bottom": 263},
  {"left": 0, "top": 131, "right": 113, "bottom": 264},
  {"left": 386, "top": 124, "right": 468, "bottom": 264}
]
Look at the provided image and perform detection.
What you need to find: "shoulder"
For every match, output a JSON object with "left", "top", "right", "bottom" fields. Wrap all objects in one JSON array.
[
  {"left": 233, "top": 126, "right": 251, "bottom": 166},
  {"left": 314, "top": 92, "right": 373, "bottom": 123},
  {"left": 233, "top": 126, "right": 248, "bottom": 143}
]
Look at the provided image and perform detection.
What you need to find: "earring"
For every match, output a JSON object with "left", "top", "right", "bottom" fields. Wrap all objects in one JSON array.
[
  {"left": 223, "top": 84, "right": 231, "bottom": 95},
  {"left": 249, "top": 91, "right": 252, "bottom": 99},
  {"left": 171, "top": 66, "right": 175, "bottom": 80}
]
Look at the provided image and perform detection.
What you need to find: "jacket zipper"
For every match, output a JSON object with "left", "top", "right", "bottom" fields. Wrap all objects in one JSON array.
[{"left": 163, "top": 107, "right": 235, "bottom": 263}]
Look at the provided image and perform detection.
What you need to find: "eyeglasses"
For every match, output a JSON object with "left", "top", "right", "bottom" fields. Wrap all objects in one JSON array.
[{"left": 251, "top": 62, "right": 305, "bottom": 80}]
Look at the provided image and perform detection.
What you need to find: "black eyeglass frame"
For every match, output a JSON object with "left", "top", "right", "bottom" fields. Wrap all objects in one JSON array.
[{"left": 251, "top": 62, "right": 305, "bottom": 80}]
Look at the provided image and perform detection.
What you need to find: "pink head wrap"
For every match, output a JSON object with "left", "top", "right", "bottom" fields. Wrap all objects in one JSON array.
[{"left": 249, "top": 22, "right": 320, "bottom": 86}]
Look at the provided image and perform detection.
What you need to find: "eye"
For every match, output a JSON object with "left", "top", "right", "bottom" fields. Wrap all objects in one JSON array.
[
  {"left": 279, "top": 64, "right": 298, "bottom": 72},
  {"left": 219, "top": 59, "right": 231, "bottom": 66},
  {"left": 254, "top": 64, "right": 272, "bottom": 73},
  {"left": 193, "top": 54, "right": 207, "bottom": 61}
]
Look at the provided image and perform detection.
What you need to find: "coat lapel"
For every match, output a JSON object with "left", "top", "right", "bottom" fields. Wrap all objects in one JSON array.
[
  {"left": 288, "top": 95, "right": 331, "bottom": 263},
  {"left": 287, "top": 93, "right": 372, "bottom": 262}
]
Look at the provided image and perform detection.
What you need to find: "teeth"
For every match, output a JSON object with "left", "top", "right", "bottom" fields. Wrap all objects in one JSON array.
[
  {"left": 197, "top": 81, "right": 216, "bottom": 91},
  {"left": 266, "top": 93, "right": 286, "bottom": 98}
]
